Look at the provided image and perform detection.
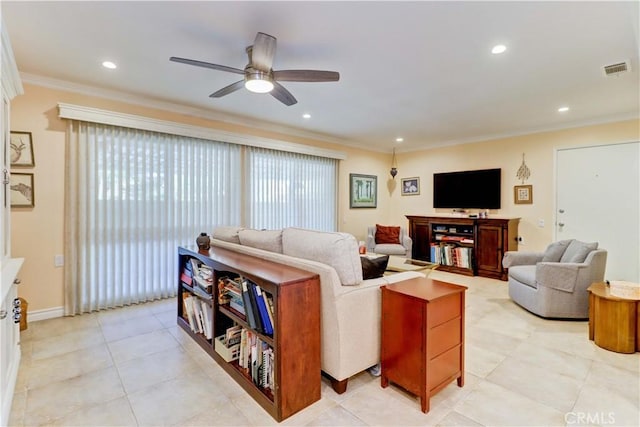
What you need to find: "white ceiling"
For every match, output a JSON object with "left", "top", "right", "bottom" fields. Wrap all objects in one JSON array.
[{"left": 3, "top": 1, "right": 639, "bottom": 152}]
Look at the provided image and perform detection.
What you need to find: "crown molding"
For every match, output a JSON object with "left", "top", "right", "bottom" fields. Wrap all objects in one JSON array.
[
  {"left": 1, "top": 22, "right": 24, "bottom": 99},
  {"left": 58, "top": 103, "right": 347, "bottom": 160}
]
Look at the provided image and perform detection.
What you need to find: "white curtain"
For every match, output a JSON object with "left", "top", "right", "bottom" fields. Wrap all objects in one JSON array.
[
  {"left": 64, "top": 121, "right": 241, "bottom": 314},
  {"left": 246, "top": 146, "right": 337, "bottom": 231}
]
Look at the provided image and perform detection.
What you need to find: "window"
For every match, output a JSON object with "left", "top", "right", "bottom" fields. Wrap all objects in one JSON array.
[{"left": 65, "top": 121, "right": 337, "bottom": 314}]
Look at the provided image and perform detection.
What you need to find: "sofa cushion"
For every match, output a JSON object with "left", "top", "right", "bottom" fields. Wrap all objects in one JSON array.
[
  {"left": 374, "top": 243, "right": 407, "bottom": 256},
  {"left": 560, "top": 240, "right": 598, "bottom": 263},
  {"left": 282, "top": 228, "right": 363, "bottom": 285},
  {"left": 375, "top": 224, "right": 401, "bottom": 244},
  {"left": 212, "top": 226, "right": 244, "bottom": 244},
  {"left": 360, "top": 255, "right": 389, "bottom": 279},
  {"left": 509, "top": 265, "right": 537, "bottom": 288},
  {"left": 238, "top": 229, "right": 283, "bottom": 253},
  {"left": 542, "top": 239, "right": 573, "bottom": 262}
]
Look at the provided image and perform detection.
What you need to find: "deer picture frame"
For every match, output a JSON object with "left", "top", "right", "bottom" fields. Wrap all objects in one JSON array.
[{"left": 10, "top": 131, "right": 35, "bottom": 167}]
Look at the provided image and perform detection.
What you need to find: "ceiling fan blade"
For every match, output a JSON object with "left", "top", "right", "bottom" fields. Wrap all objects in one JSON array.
[
  {"left": 170, "top": 56, "right": 245, "bottom": 75},
  {"left": 273, "top": 70, "right": 340, "bottom": 82},
  {"left": 209, "top": 80, "right": 245, "bottom": 98},
  {"left": 270, "top": 82, "right": 297, "bottom": 106},
  {"left": 251, "top": 32, "right": 277, "bottom": 71}
]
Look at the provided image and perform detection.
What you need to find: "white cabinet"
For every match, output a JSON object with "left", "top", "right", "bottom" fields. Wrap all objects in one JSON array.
[{"left": 0, "top": 21, "right": 24, "bottom": 426}]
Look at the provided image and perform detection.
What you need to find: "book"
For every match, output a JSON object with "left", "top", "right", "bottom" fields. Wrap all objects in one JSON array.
[
  {"left": 183, "top": 294, "right": 196, "bottom": 332},
  {"left": 255, "top": 286, "right": 273, "bottom": 335},
  {"left": 241, "top": 280, "right": 258, "bottom": 330},
  {"left": 180, "top": 271, "right": 192, "bottom": 286},
  {"left": 247, "top": 281, "right": 264, "bottom": 334},
  {"left": 200, "top": 300, "right": 213, "bottom": 339},
  {"left": 263, "top": 293, "right": 275, "bottom": 331}
]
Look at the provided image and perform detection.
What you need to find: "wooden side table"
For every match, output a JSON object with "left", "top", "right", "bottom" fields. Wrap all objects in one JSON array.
[
  {"left": 588, "top": 282, "right": 640, "bottom": 353},
  {"left": 380, "top": 277, "right": 467, "bottom": 413}
]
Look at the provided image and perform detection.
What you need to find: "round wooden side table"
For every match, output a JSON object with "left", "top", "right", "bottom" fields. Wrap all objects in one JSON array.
[{"left": 587, "top": 282, "right": 640, "bottom": 353}]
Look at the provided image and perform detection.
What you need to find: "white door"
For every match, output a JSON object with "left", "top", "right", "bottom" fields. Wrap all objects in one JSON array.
[{"left": 556, "top": 141, "right": 639, "bottom": 282}]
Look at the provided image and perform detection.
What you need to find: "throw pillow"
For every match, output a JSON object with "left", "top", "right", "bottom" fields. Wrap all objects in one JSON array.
[
  {"left": 376, "top": 224, "right": 401, "bottom": 244},
  {"left": 361, "top": 255, "right": 389, "bottom": 279},
  {"left": 541, "top": 239, "right": 573, "bottom": 262},
  {"left": 560, "top": 240, "right": 598, "bottom": 263}
]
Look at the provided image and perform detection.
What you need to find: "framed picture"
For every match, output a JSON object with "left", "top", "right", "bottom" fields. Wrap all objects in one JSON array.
[
  {"left": 514, "top": 184, "right": 533, "bottom": 204},
  {"left": 10, "top": 173, "right": 34, "bottom": 207},
  {"left": 10, "top": 131, "right": 35, "bottom": 167},
  {"left": 350, "top": 173, "right": 377, "bottom": 208},
  {"left": 401, "top": 177, "right": 420, "bottom": 196}
]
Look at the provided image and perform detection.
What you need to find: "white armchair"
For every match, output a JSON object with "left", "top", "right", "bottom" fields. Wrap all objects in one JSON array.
[{"left": 366, "top": 225, "right": 412, "bottom": 257}]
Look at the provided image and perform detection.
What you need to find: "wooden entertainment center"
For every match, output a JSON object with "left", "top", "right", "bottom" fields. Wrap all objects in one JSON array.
[{"left": 406, "top": 215, "right": 519, "bottom": 280}]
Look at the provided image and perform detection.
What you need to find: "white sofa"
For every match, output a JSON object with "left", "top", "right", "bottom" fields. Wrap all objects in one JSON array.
[{"left": 210, "top": 226, "right": 425, "bottom": 393}]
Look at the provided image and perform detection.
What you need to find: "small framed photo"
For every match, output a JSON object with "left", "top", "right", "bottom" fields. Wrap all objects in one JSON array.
[
  {"left": 401, "top": 177, "right": 420, "bottom": 196},
  {"left": 514, "top": 184, "right": 533, "bottom": 204},
  {"left": 350, "top": 173, "right": 377, "bottom": 208},
  {"left": 10, "top": 172, "right": 34, "bottom": 207},
  {"left": 10, "top": 131, "right": 35, "bottom": 167}
]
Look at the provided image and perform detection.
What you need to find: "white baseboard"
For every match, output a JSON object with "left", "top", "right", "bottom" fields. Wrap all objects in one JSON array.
[{"left": 28, "top": 306, "right": 64, "bottom": 322}]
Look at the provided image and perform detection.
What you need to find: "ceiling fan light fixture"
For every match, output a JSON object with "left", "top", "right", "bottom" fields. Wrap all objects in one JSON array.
[{"left": 245, "top": 71, "right": 274, "bottom": 93}]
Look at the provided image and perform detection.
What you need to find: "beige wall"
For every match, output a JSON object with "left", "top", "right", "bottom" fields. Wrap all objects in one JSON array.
[
  {"left": 390, "top": 120, "right": 640, "bottom": 250},
  {"left": 10, "top": 83, "right": 639, "bottom": 313}
]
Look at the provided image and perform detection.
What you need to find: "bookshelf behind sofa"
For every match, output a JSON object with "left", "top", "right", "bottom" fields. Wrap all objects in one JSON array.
[{"left": 177, "top": 246, "right": 321, "bottom": 421}]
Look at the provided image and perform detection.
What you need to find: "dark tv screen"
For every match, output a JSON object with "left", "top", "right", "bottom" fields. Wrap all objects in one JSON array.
[{"left": 433, "top": 168, "right": 501, "bottom": 209}]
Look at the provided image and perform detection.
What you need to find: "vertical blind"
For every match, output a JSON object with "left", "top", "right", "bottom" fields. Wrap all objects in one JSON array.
[
  {"left": 246, "top": 147, "right": 337, "bottom": 231},
  {"left": 65, "top": 121, "right": 337, "bottom": 314},
  {"left": 65, "top": 121, "right": 241, "bottom": 314}
]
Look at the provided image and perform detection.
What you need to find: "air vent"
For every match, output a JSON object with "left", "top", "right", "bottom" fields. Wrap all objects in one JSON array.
[{"left": 603, "top": 61, "right": 630, "bottom": 76}]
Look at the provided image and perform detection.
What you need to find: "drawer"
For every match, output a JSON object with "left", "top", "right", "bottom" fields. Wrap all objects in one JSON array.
[
  {"left": 427, "top": 293, "right": 461, "bottom": 328},
  {"left": 428, "top": 317, "right": 461, "bottom": 359},
  {"left": 428, "top": 345, "right": 461, "bottom": 391}
]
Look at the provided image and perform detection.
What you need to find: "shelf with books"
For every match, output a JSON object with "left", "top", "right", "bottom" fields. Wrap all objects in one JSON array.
[
  {"left": 407, "top": 216, "right": 520, "bottom": 280},
  {"left": 176, "top": 246, "right": 321, "bottom": 421}
]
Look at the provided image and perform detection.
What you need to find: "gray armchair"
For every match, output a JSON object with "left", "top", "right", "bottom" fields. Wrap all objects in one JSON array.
[
  {"left": 502, "top": 239, "right": 607, "bottom": 319},
  {"left": 366, "top": 226, "right": 412, "bottom": 257}
]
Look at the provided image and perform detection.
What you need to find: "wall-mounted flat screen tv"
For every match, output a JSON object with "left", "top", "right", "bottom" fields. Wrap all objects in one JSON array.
[{"left": 433, "top": 168, "right": 501, "bottom": 209}]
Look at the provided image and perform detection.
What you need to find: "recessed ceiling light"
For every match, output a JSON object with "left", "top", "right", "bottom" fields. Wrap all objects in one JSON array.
[
  {"left": 491, "top": 45, "right": 507, "bottom": 54},
  {"left": 558, "top": 106, "right": 570, "bottom": 112},
  {"left": 302, "top": 113, "right": 311, "bottom": 119},
  {"left": 102, "top": 61, "right": 117, "bottom": 69},
  {"left": 395, "top": 137, "right": 404, "bottom": 143}
]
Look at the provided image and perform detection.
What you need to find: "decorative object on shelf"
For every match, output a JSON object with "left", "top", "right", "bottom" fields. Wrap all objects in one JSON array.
[
  {"left": 9, "top": 131, "right": 35, "bottom": 167},
  {"left": 401, "top": 177, "right": 420, "bottom": 196},
  {"left": 196, "top": 232, "right": 211, "bottom": 253},
  {"left": 514, "top": 184, "right": 533, "bottom": 204},
  {"left": 516, "top": 153, "right": 530, "bottom": 184},
  {"left": 389, "top": 148, "right": 398, "bottom": 179},
  {"left": 350, "top": 173, "right": 377, "bottom": 208},
  {"left": 9, "top": 172, "right": 34, "bottom": 207}
]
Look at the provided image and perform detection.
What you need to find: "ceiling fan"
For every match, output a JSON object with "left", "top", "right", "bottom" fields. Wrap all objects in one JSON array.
[{"left": 170, "top": 32, "right": 340, "bottom": 106}]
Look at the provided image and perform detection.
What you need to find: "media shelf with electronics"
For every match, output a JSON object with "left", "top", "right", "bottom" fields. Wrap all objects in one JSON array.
[
  {"left": 177, "top": 246, "right": 321, "bottom": 421},
  {"left": 406, "top": 215, "right": 519, "bottom": 280}
]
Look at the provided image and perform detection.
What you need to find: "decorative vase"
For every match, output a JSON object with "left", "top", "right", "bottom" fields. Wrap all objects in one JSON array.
[{"left": 196, "top": 232, "right": 210, "bottom": 252}]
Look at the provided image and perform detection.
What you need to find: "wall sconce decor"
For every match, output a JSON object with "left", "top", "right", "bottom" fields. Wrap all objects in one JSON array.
[{"left": 390, "top": 148, "right": 398, "bottom": 179}]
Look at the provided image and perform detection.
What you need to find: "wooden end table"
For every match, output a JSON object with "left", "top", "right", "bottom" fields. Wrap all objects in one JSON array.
[
  {"left": 380, "top": 277, "right": 467, "bottom": 413},
  {"left": 588, "top": 282, "right": 640, "bottom": 353}
]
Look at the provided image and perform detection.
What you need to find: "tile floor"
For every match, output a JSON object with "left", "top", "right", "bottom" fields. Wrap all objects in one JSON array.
[{"left": 9, "top": 271, "right": 640, "bottom": 426}]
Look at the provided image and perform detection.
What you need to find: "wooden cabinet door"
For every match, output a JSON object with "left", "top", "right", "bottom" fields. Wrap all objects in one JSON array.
[
  {"left": 476, "top": 223, "right": 504, "bottom": 276},
  {"left": 410, "top": 220, "right": 431, "bottom": 261}
]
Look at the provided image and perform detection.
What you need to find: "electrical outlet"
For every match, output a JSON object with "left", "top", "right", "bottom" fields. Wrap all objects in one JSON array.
[
  {"left": 538, "top": 219, "right": 545, "bottom": 228},
  {"left": 517, "top": 236, "right": 525, "bottom": 245},
  {"left": 54, "top": 254, "right": 64, "bottom": 267}
]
